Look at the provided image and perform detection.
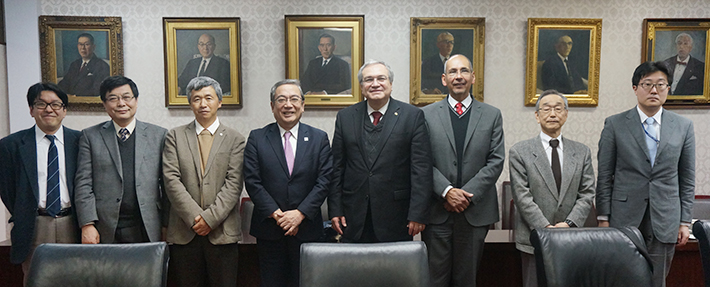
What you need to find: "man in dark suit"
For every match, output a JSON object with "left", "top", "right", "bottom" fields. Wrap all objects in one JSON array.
[
  {"left": 541, "top": 35, "right": 587, "bottom": 94},
  {"left": 421, "top": 32, "right": 454, "bottom": 94},
  {"left": 244, "top": 79, "right": 332, "bottom": 287},
  {"left": 662, "top": 33, "right": 705, "bottom": 95},
  {"left": 597, "top": 61, "right": 695, "bottom": 287},
  {"left": 74, "top": 76, "right": 167, "bottom": 244},
  {"left": 0, "top": 83, "right": 81, "bottom": 282},
  {"left": 329, "top": 60, "right": 432, "bottom": 243},
  {"left": 163, "top": 76, "right": 245, "bottom": 287},
  {"left": 509, "top": 90, "right": 595, "bottom": 287},
  {"left": 58, "top": 33, "right": 110, "bottom": 96},
  {"left": 421, "top": 55, "right": 505, "bottom": 287},
  {"left": 300, "top": 33, "right": 351, "bottom": 94},
  {"left": 178, "top": 33, "right": 231, "bottom": 94}
]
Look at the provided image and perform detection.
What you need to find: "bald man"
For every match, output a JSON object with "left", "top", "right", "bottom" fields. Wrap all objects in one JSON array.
[
  {"left": 662, "top": 33, "right": 705, "bottom": 95},
  {"left": 421, "top": 32, "right": 455, "bottom": 94},
  {"left": 541, "top": 35, "right": 587, "bottom": 94},
  {"left": 178, "top": 33, "right": 232, "bottom": 94}
]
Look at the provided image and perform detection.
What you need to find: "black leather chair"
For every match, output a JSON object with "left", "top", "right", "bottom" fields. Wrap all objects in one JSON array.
[
  {"left": 27, "top": 242, "right": 169, "bottom": 287},
  {"left": 530, "top": 227, "right": 652, "bottom": 287},
  {"left": 693, "top": 220, "right": 710, "bottom": 287},
  {"left": 300, "top": 241, "right": 429, "bottom": 287}
]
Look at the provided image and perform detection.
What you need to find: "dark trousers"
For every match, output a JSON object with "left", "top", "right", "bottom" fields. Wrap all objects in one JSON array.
[
  {"left": 257, "top": 236, "right": 304, "bottom": 287},
  {"left": 114, "top": 222, "right": 149, "bottom": 243},
  {"left": 169, "top": 235, "right": 239, "bottom": 287},
  {"left": 342, "top": 203, "right": 381, "bottom": 243},
  {"left": 638, "top": 202, "right": 675, "bottom": 287}
]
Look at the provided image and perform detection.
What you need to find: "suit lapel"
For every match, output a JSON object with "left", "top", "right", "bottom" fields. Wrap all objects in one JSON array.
[
  {"left": 531, "top": 138, "right": 559, "bottom": 200},
  {"left": 64, "top": 129, "right": 79, "bottom": 196},
  {"left": 353, "top": 102, "right": 368, "bottom": 166},
  {"left": 435, "top": 100, "right": 457, "bottom": 153},
  {"left": 19, "top": 128, "right": 39, "bottom": 202},
  {"left": 133, "top": 121, "right": 147, "bottom": 181},
  {"left": 100, "top": 121, "right": 122, "bottom": 179},
  {"left": 623, "top": 108, "right": 650, "bottom": 162},
  {"left": 267, "top": 123, "right": 290, "bottom": 177},
  {"left": 558, "top": 138, "right": 578, "bottom": 205},
  {"left": 368, "top": 99, "right": 401, "bottom": 169},
  {"left": 463, "top": 99, "right": 483, "bottom": 152},
  {"left": 204, "top": 125, "right": 227, "bottom": 176},
  {"left": 656, "top": 109, "right": 677, "bottom": 161},
  {"left": 292, "top": 124, "right": 309, "bottom": 177},
  {"left": 184, "top": 123, "right": 203, "bottom": 182}
]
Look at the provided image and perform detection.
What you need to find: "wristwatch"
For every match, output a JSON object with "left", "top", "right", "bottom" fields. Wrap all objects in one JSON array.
[{"left": 564, "top": 219, "right": 577, "bottom": 228}]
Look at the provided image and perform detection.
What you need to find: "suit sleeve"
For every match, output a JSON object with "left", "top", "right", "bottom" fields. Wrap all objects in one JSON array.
[
  {"left": 678, "top": 120, "right": 695, "bottom": 223},
  {"left": 332, "top": 60, "right": 351, "bottom": 93},
  {"left": 408, "top": 109, "right": 433, "bottom": 224},
  {"left": 296, "top": 132, "right": 333, "bottom": 220},
  {"left": 162, "top": 129, "right": 204, "bottom": 227},
  {"left": 200, "top": 134, "right": 245, "bottom": 229},
  {"left": 328, "top": 112, "right": 345, "bottom": 218},
  {"left": 509, "top": 146, "right": 550, "bottom": 229},
  {"left": 566, "top": 145, "right": 595, "bottom": 226},
  {"left": 596, "top": 118, "right": 616, "bottom": 217},
  {"left": 243, "top": 130, "right": 281, "bottom": 219},
  {"left": 0, "top": 139, "right": 15, "bottom": 215},
  {"left": 74, "top": 131, "right": 98, "bottom": 226},
  {"left": 460, "top": 109, "right": 505, "bottom": 206},
  {"left": 157, "top": 129, "right": 170, "bottom": 228}
]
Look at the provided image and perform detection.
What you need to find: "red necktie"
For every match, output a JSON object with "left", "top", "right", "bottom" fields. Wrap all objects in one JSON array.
[
  {"left": 372, "top": 111, "right": 382, "bottom": 126},
  {"left": 676, "top": 61, "right": 687, "bottom": 66},
  {"left": 455, "top": 102, "right": 464, "bottom": 115}
]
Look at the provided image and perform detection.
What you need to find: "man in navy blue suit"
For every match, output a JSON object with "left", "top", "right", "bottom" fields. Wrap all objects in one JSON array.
[
  {"left": 0, "top": 83, "right": 82, "bottom": 283},
  {"left": 244, "top": 79, "right": 333, "bottom": 287}
]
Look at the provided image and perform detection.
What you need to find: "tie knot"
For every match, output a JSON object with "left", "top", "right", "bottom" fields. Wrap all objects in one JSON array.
[
  {"left": 455, "top": 102, "right": 462, "bottom": 109},
  {"left": 645, "top": 117, "right": 655, "bottom": 125},
  {"left": 45, "top": 134, "right": 56, "bottom": 143},
  {"left": 119, "top": 128, "right": 129, "bottom": 136},
  {"left": 200, "top": 129, "right": 211, "bottom": 136},
  {"left": 550, "top": 138, "right": 559, "bottom": 148},
  {"left": 284, "top": 131, "right": 292, "bottom": 139}
]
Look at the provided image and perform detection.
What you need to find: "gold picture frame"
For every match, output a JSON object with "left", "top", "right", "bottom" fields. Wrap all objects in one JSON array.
[
  {"left": 39, "top": 15, "right": 123, "bottom": 106},
  {"left": 410, "top": 17, "right": 485, "bottom": 106},
  {"left": 642, "top": 18, "right": 710, "bottom": 107},
  {"left": 163, "top": 17, "right": 242, "bottom": 108},
  {"left": 285, "top": 15, "right": 364, "bottom": 108},
  {"left": 525, "top": 18, "right": 602, "bottom": 107}
]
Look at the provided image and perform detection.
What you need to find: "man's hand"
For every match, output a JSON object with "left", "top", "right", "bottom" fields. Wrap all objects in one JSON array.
[
  {"left": 408, "top": 221, "right": 425, "bottom": 236},
  {"left": 677, "top": 225, "right": 690, "bottom": 247},
  {"left": 81, "top": 224, "right": 100, "bottom": 244},
  {"left": 554, "top": 222, "right": 570, "bottom": 228},
  {"left": 270, "top": 209, "right": 285, "bottom": 220},
  {"left": 193, "top": 215, "right": 212, "bottom": 236},
  {"left": 331, "top": 216, "right": 347, "bottom": 235},
  {"left": 445, "top": 188, "right": 473, "bottom": 213},
  {"left": 598, "top": 220, "right": 610, "bottom": 227},
  {"left": 277, "top": 210, "right": 305, "bottom": 236}
]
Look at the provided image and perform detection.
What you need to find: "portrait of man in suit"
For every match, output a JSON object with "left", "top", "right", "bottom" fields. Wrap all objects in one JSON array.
[
  {"left": 509, "top": 90, "right": 595, "bottom": 287},
  {"left": 74, "top": 75, "right": 168, "bottom": 245},
  {"left": 597, "top": 61, "right": 695, "bottom": 287},
  {"left": 300, "top": 33, "right": 351, "bottom": 95},
  {"left": 662, "top": 33, "right": 705, "bottom": 95},
  {"left": 328, "top": 60, "right": 432, "bottom": 244},
  {"left": 540, "top": 33, "right": 589, "bottom": 94},
  {"left": 244, "top": 79, "right": 332, "bottom": 287},
  {"left": 421, "top": 55, "right": 505, "bottom": 287},
  {"left": 0, "top": 83, "right": 82, "bottom": 283},
  {"left": 177, "top": 33, "right": 232, "bottom": 95},
  {"left": 57, "top": 32, "right": 110, "bottom": 96},
  {"left": 163, "top": 76, "right": 245, "bottom": 287},
  {"left": 421, "top": 32, "right": 454, "bottom": 95}
]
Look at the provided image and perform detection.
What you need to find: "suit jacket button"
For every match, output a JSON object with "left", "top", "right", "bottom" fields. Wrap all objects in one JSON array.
[
  {"left": 116, "top": 198, "right": 120, "bottom": 202},
  {"left": 369, "top": 172, "right": 373, "bottom": 177}
]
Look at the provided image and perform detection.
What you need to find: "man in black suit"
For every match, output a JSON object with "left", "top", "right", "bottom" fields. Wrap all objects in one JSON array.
[
  {"left": 329, "top": 60, "right": 432, "bottom": 243},
  {"left": 244, "top": 79, "right": 332, "bottom": 287},
  {"left": 178, "top": 33, "right": 231, "bottom": 94},
  {"left": 662, "top": 33, "right": 705, "bottom": 95},
  {"left": 58, "top": 33, "right": 110, "bottom": 96},
  {"left": 300, "top": 33, "right": 351, "bottom": 94},
  {"left": 0, "top": 83, "right": 82, "bottom": 283},
  {"left": 541, "top": 35, "right": 587, "bottom": 94},
  {"left": 421, "top": 32, "right": 454, "bottom": 94}
]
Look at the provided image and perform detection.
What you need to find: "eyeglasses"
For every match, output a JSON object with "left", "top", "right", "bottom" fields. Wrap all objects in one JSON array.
[
  {"left": 34, "top": 101, "right": 64, "bottom": 110},
  {"left": 105, "top": 95, "right": 135, "bottom": 104},
  {"left": 637, "top": 82, "right": 669, "bottom": 91},
  {"left": 538, "top": 106, "right": 566, "bottom": 114},
  {"left": 439, "top": 40, "right": 454, "bottom": 45},
  {"left": 363, "top": 76, "right": 389, "bottom": 84},
  {"left": 274, "top": 96, "right": 302, "bottom": 105},
  {"left": 198, "top": 42, "right": 215, "bottom": 48},
  {"left": 446, "top": 68, "right": 472, "bottom": 77}
]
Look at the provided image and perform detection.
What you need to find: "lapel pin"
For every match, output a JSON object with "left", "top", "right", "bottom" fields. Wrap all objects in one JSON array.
[
  {"left": 219, "top": 133, "right": 223, "bottom": 136},
  {"left": 304, "top": 137, "right": 309, "bottom": 142},
  {"left": 394, "top": 112, "right": 399, "bottom": 116}
]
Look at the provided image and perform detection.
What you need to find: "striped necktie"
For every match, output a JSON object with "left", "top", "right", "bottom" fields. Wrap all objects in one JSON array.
[{"left": 46, "top": 135, "right": 61, "bottom": 217}]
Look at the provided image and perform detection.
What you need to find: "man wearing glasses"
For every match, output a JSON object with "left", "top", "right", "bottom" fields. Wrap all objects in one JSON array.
[
  {"left": 178, "top": 33, "right": 232, "bottom": 94},
  {"left": 0, "top": 83, "right": 82, "bottom": 284},
  {"left": 421, "top": 32, "right": 455, "bottom": 95},
  {"left": 75, "top": 75, "right": 168, "bottom": 245},
  {"left": 597, "top": 61, "right": 695, "bottom": 287},
  {"left": 58, "top": 33, "right": 111, "bottom": 96}
]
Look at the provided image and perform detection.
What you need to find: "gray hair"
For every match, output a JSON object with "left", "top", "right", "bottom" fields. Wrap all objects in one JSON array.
[
  {"left": 357, "top": 60, "right": 394, "bottom": 84},
  {"left": 535, "top": 89, "right": 569, "bottom": 110},
  {"left": 443, "top": 54, "right": 473, "bottom": 74},
  {"left": 186, "top": 76, "right": 223, "bottom": 102},
  {"left": 675, "top": 33, "right": 693, "bottom": 45},
  {"left": 269, "top": 79, "right": 304, "bottom": 102}
]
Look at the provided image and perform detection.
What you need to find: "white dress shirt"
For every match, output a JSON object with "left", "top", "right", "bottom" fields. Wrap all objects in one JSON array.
[
  {"left": 278, "top": 122, "right": 300, "bottom": 158},
  {"left": 367, "top": 98, "right": 390, "bottom": 124},
  {"left": 540, "top": 131, "right": 564, "bottom": 171},
  {"left": 113, "top": 118, "right": 137, "bottom": 139},
  {"left": 35, "top": 125, "right": 70, "bottom": 209}
]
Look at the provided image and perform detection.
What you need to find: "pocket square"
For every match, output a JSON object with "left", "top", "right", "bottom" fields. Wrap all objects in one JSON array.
[
  {"left": 87, "top": 73, "right": 94, "bottom": 76},
  {"left": 690, "top": 76, "right": 698, "bottom": 80}
]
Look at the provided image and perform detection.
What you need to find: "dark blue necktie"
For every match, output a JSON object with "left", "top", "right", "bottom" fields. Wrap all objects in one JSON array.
[{"left": 46, "top": 135, "right": 61, "bottom": 217}]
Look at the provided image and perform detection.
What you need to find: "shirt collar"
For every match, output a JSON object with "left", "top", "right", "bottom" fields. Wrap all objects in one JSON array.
[
  {"left": 636, "top": 106, "right": 662, "bottom": 126},
  {"left": 367, "top": 98, "right": 390, "bottom": 117},
  {"left": 447, "top": 94, "right": 472, "bottom": 110},
  {"left": 35, "top": 125, "right": 65, "bottom": 145},
  {"left": 557, "top": 53, "right": 568, "bottom": 62},
  {"left": 676, "top": 55, "right": 690, "bottom": 64},
  {"left": 278, "top": 122, "right": 300, "bottom": 140},
  {"left": 439, "top": 53, "right": 449, "bottom": 63},
  {"left": 540, "top": 131, "right": 563, "bottom": 151},
  {"left": 195, "top": 117, "right": 220, "bottom": 135},
  {"left": 113, "top": 118, "right": 136, "bottom": 137}
]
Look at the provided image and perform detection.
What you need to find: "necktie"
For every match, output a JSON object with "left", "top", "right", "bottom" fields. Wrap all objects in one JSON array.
[
  {"left": 550, "top": 139, "right": 562, "bottom": 194},
  {"left": 443, "top": 56, "right": 449, "bottom": 64},
  {"left": 322, "top": 58, "right": 330, "bottom": 67},
  {"left": 198, "top": 129, "right": 214, "bottom": 173},
  {"left": 676, "top": 61, "right": 687, "bottom": 66},
  {"left": 644, "top": 118, "right": 658, "bottom": 167},
  {"left": 563, "top": 58, "right": 570, "bottom": 75},
  {"left": 198, "top": 60, "right": 207, "bottom": 76},
  {"left": 118, "top": 128, "right": 130, "bottom": 142},
  {"left": 372, "top": 111, "right": 382, "bottom": 126},
  {"left": 284, "top": 131, "right": 294, "bottom": 175},
  {"left": 455, "top": 102, "right": 464, "bottom": 115},
  {"left": 46, "top": 135, "right": 61, "bottom": 217},
  {"left": 80, "top": 62, "right": 88, "bottom": 73}
]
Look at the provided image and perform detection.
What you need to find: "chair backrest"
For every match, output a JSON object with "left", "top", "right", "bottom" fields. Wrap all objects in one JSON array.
[
  {"left": 693, "top": 220, "right": 710, "bottom": 287},
  {"left": 300, "top": 241, "right": 429, "bottom": 287},
  {"left": 501, "top": 181, "right": 513, "bottom": 229},
  {"left": 27, "top": 242, "right": 169, "bottom": 287},
  {"left": 530, "top": 227, "right": 652, "bottom": 287}
]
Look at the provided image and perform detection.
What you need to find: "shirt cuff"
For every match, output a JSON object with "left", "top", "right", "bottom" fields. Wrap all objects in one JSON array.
[
  {"left": 596, "top": 215, "right": 609, "bottom": 221},
  {"left": 681, "top": 222, "right": 691, "bottom": 227},
  {"left": 442, "top": 186, "right": 453, "bottom": 198}
]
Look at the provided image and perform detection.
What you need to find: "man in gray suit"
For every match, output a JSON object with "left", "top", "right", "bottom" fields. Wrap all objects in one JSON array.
[
  {"left": 509, "top": 90, "right": 595, "bottom": 287},
  {"left": 422, "top": 54, "right": 505, "bottom": 287},
  {"left": 163, "top": 76, "right": 245, "bottom": 287},
  {"left": 75, "top": 76, "right": 167, "bottom": 244},
  {"left": 597, "top": 61, "right": 695, "bottom": 287}
]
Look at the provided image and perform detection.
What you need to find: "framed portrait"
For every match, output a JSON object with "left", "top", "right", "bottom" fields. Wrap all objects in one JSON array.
[
  {"left": 163, "top": 18, "right": 242, "bottom": 108},
  {"left": 410, "top": 17, "right": 485, "bottom": 106},
  {"left": 39, "top": 16, "right": 123, "bottom": 106},
  {"left": 285, "top": 15, "right": 364, "bottom": 108},
  {"left": 524, "top": 18, "right": 602, "bottom": 107},
  {"left": 642, "top": 18, "right": 710, "bottom": 107}
]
